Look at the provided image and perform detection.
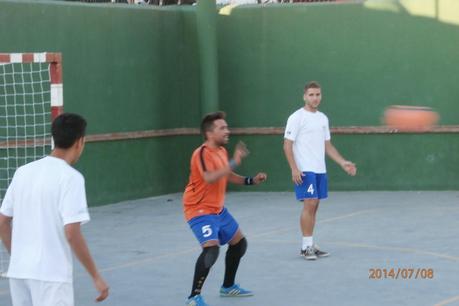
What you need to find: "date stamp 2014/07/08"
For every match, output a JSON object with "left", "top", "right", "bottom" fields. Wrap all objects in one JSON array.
[{"left": 369, "top": 268, "right": 434, "bottom": 280}]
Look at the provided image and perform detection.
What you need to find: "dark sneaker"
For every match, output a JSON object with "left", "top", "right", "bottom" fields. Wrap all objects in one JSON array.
[
  {"left": 313, "top": 245, "right": 330, "bottom": 258},
  {"left": 300, "top": 246, "right": 317, "bottom": 260}
]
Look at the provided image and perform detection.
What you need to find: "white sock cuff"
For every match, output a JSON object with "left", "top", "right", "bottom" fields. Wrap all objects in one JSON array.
[{"left": 302, "top": 236, "right": 313, "bottom": 250}]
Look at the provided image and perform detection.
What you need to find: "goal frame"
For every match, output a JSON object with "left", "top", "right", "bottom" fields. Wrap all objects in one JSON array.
[
  {"left": 0, "top": 52, "right": 64, "bottom": 276},
  {"left": 0, "top": 52, "right": 63, "bottom": 121}
]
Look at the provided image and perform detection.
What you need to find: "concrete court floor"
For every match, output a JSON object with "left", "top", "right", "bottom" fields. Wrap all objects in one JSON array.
[{"left": 0, "top": 191, "right": 458, "bottom": 306}]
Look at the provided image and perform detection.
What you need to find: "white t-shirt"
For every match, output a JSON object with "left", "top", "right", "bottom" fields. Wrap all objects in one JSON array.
[
  {"left": 284, "top": 108, "right": 331, "bottom": 173},
  {"left": 0, "top": 156, "right": 90, "bottom": 283}
]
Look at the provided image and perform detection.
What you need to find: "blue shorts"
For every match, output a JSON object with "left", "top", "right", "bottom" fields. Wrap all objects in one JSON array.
[
  {"left": 188, "top": 207, "right": 239, "bottom": 246},
  {"left": 294, "top": 172, "right": 328, "bottom": 201}
]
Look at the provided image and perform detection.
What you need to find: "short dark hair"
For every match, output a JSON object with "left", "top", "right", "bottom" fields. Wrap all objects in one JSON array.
[
  {"left": 200, "top": 111, "right": 226, "bottom": 139},
  {"left": 304, "top": 81, "right": 321, "bottom": 93},
  {"left": 52, "top": 113, "right": 87, "bottom": 149}
]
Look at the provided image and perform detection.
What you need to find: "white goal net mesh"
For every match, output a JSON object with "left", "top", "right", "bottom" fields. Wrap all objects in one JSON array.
[{"left": 0, "top": 61, "right": 52, "bottom": 275}]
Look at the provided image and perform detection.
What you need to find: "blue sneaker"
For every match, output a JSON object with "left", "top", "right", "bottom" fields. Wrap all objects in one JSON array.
[
  {"left": 185, "top": 294, "right": 209, "bottom": 306},
  {"left": 220, "top": 284, "right": 254, "bottom": 297}
]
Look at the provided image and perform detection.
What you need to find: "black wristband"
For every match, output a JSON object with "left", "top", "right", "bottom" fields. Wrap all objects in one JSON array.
[{"left": 244, "top": 176, "right": 254, "bottom": 185}]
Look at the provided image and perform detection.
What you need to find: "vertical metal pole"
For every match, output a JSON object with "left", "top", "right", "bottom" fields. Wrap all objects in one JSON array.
[{"left": 196, "top": 0, "right": 219, "bottom": 116}]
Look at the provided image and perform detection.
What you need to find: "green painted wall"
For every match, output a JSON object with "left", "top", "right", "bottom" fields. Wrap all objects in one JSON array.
[
  {"left": 218, "top": 2, "right": 459, "bottom": 191},
  {"left": 79, "top": 136, "right": 202, "bottom": 205},
  {"left": 0, "top": 1, "right": 201, "bottom": 131},
  {"left": 1, "top": 0, "right": 458, "bottom": 205},
  {"left": 0, "top": 0, "right": 202, "bottom": 205},
  {"left": 218, "top": 2, "right": 459, "bottom": 127},
  {"left": 227, "top": 133, "right": 459, "bottom": 192}
]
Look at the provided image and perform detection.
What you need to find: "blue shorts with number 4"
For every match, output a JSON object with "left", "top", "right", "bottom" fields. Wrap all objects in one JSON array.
[
  {"left": 188, "top": 207, "right": 239, "bottom": 246},
  {"left": 294, "top": 172, "right": 328, "bottom": 201}
]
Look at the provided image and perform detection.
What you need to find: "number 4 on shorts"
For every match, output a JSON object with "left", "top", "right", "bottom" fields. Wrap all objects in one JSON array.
[{"left": 307, "top": 184, "right": 314, "bottom": 195}]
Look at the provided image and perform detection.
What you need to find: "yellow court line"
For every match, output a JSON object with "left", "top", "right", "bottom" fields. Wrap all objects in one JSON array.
[
  {"left": 0, "top": 208, "right": 379, "bottom": 298},
  {"left": 252, "top": 209, "right": 378, "bottom": 239},
  {"left": 97, "top": 208, "right": 377, "bottom": 274},
  {"left": 434, "top": 295, "right": 459, "bottom": 306},
  {"left": 319, "top": 209, "right": 379, "bottom": 224},
  {"left": 257, "top": 238, "right": 459, "bottom": 263},
  {"left": 327, "top": 241, "right": 459, "bottom": 262},
  {"left": 99, "top": 246, "right": 200, "bottom": 273},
  {"left": 442, "top": 207, "right": 459, "bottom": 211}
]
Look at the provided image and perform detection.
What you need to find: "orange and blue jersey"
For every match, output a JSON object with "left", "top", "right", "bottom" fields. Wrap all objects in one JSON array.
[{"left": 183, "top": 144, "right": 229, "bottom": 221}]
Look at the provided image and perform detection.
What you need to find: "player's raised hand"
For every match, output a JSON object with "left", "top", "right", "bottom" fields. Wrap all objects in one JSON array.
[
  {"left": 253, "top": 172, "right": 268, "bottom": 184},
  {"left": 94, "top": 275, "right": 109, "bottom": 302},
  {"left": 341, "top": 161, "right": 357, "bottom": 176},
  {"left": 233, "top": 141, "right": 249, "bottom": 165}
]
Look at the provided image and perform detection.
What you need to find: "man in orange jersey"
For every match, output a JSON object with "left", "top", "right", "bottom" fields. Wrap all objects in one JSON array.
[{"left": 183, "top": 111, "right": 267, "bottom": 306}]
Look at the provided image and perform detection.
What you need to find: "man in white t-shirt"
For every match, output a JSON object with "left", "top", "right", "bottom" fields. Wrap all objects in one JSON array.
[
  {"left": 0, "top": 113, "right": 109, "bottom": 305},
  {"left": 283, "top": 81, "right": 357, "bottom": 260}
]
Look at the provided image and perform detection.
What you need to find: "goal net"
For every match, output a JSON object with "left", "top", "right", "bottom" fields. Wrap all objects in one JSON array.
[{"left": 0, "top": 52, "right": 63, "bottom": 276}]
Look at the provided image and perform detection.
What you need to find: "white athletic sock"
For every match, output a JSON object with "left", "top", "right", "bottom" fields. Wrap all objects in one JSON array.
[{"left": 302, "top": 236, "right": 313, "bottom": 250}]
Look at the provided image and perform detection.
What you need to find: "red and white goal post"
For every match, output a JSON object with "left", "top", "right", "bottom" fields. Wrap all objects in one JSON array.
[{"left": 0, "top": 52, "right": 64, "bottom": 276}]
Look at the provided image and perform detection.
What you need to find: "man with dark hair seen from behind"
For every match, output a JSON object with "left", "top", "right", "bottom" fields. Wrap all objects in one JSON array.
[
  {"left": 0, "top": 113, "right": 109, "bottom": 305},
  {"left": 284, "top": 81, "right": 357, "bottom": 260},
  {"left": 183, "top": 111, "right": 267, "bottom": 306}
]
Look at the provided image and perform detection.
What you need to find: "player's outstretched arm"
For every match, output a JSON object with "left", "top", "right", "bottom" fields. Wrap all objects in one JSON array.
[
  {"left": 0, "top": 214, "right": 12, "bottom": 253},
  {"left": 65, "top": 222, "right": 109, "bottom": 302},
  {"left": 228, "top": 172, "right": 267, "bottom": 185},
  {"left": 325, "top": 141, "right": 357, "bottom": 176}
]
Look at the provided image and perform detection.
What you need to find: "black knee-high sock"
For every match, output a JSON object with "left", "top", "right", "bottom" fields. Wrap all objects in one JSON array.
[
  {"left": 223, "top": 238, "right": 247, "bottom": 288},
  {"left": 189, "top": 246, "right": 219, "bottom": 298}
]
